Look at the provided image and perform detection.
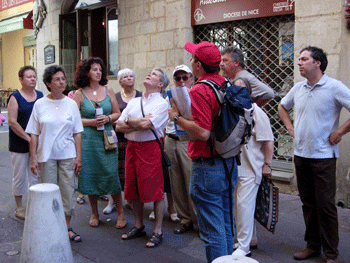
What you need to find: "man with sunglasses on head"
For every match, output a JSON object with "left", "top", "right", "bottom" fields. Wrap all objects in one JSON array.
[{"left": 165, "top": 65, "right": 197, "bottom": 235}]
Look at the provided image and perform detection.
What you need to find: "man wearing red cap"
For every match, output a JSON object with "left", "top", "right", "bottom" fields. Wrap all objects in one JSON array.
[{"left": 169, "top": 41, "right": 237, "bottom": 262}]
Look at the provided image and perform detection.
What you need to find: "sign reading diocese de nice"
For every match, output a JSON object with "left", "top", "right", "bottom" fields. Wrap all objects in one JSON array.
[
  {"left": 191, "top": 0, "right": 295, "bottom": 25},
  {"left": 1, "top": 0, "right": 35, "bottom": 11}
]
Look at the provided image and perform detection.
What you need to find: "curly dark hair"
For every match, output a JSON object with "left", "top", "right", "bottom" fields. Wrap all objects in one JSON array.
[
  {"left": 74, "top": 57, "right": 108, "bottom": 88},
  {"left": 43, "top": 65, "right": 66, "bottom": 92}
]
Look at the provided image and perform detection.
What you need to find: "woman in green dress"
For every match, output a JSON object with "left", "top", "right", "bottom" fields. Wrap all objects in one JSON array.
[{"left": 73, "top": 57, "right": 126, "bottom": 228}]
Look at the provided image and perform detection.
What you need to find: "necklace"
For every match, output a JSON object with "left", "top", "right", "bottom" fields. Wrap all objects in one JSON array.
[
  {"left": 122, "top": 90, "right": 135, "bottom": 98},
  {"left": 49, "top": 95, "right": 63, "bottom": 109},
  {"left": 93, "top": 91, "right": 97, "bottom": 95}
]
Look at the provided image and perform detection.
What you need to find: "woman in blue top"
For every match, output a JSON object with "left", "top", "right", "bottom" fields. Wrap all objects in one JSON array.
[
  {"left": 7, "top": 66, "right": 43, "bottom": 220},
  {"left": 73, "top": 57, "right": 126, "bottom": 228}
]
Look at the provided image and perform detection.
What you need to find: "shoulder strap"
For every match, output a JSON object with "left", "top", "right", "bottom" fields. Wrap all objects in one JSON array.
[
  {"left": 80, "top": 89, "right": 96, "bottom": 109},
  {"left": 198, "top": 79, "right": 225, "bottom": 105},
  {"left": 140, "top": 98, "right": 165, "bottom": 151}
]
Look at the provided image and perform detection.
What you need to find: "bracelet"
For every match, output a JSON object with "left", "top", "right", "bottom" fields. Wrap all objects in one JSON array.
[
  {"left": 264, "top": 163, "right": 272, "bottom": 170},
  {"left": 108, "top": 115, "right": 112, "bottom": 122}
]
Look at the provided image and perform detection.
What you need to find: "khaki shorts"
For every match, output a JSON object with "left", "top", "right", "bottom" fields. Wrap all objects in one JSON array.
[{"left": 38, "top": 158, "right": 77, "bottom": 217}]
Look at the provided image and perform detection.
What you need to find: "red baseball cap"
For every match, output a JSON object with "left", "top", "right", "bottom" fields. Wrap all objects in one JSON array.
[{"left": 185, "top": 41, "right": 221, "bottom": 67}]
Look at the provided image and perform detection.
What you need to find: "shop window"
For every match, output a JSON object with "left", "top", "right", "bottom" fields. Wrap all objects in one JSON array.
[{"left": 194, "top": 15, "right": 295, "bottom": 171}]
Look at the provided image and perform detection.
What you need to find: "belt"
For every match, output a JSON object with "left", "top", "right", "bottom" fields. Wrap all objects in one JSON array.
[
  {"left": 193, "top": 157, "right": 217, "bottom": 163},
  {"left": 167, "top": 133, "right": 179, "bottom": 140}
]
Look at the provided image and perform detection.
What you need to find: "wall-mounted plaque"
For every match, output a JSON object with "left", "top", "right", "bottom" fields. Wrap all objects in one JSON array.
[{"left": 44, "top": 45, "right": 55, "bottom": 65}]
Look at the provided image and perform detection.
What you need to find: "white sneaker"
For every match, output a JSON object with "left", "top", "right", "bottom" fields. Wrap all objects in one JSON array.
[
  {"left": 103, "top": 205, "right": 115, "bottom": 214},
  {"left": 232, "top": 247, "right": 251, "bottom": 257},
  {"left": 149, "top": 211, "right": 155, "bottom": 221}
]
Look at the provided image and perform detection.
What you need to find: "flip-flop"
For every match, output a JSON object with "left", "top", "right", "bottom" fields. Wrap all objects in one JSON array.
[
  {"left": 89, "top": 214, "right": 99, "bottom": 227},
  {"left": 68, "top": 228, "right": 82, "bottom": 243}
]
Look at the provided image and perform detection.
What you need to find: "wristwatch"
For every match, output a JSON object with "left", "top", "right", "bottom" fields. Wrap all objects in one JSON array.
[{"left": 173, "top": 114, "right": 181, "bottom": 124}]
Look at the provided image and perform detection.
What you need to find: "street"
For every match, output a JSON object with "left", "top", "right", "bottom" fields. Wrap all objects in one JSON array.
[{"left": 0, "top": 150, "right": 349, "bottom": 263}]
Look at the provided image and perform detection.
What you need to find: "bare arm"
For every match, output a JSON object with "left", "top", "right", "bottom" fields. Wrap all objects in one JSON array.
[
  {"left": 278, "top": 103, "right": 294, "bottom": 138},
  {"left": 127, "top": 115, "right": 153, "bottom": 131},
  {"left": 261, "top": 140, "right": 274, "bottom": 177},
  {"left": 329, "top": 117, "right": 350, "bottom": 145},
  {"left": 8, "top": 95, "right": 31, "bottom": 143},
  {"left": 168, "top": 98, "right": 210, "bottom": 141},
  {"left": 115, "top": 120, "right": 137, "bottom": 134},
  {"left": 73, "top": 133, "right": 82, "bottom": 174},
  {"left": 29, "top": 134, "right": 39, "bottom": 175}
]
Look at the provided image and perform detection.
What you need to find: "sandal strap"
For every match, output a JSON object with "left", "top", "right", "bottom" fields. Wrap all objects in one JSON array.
[{"left": 148, "top": 232, "right": 163, "bottom": 244}]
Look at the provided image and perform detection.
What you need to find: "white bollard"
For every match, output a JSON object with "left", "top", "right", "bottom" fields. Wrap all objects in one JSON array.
[
  {"left": 213, "top": 255, "right": 259, "bottom": 263},
  {"left": 20, "top": 183, "right": 74, "bottom": 263}
]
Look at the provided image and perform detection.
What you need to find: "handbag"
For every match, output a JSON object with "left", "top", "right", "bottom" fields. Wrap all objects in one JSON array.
[
  {"left": 103, "top": 130, "right": 118, "bottom": 150},
  {"left": 254, "top": 175, "right": 279, "bottom": 233}
]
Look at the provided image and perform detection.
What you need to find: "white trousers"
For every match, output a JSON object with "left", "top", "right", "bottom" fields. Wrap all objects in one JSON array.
[
  {"left": 234, "top": 174, "right": 259, "bottom": 251},
  {"left": 10, "top": 152, "right": 37, "bottom": 196}
]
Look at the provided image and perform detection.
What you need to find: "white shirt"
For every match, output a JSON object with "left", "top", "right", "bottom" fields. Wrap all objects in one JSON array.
[
  {"left": 26, "top": 96, "right": 84, "bottom": 163},
  {"left": 238, "top": 103, "right": 274, "bottom": 184},
  {"left": 119, "top": 92, "right": 168, "bottom": 141}
]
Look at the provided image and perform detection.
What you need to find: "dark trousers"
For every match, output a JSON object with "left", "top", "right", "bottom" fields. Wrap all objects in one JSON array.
[{"left": 294, "top": 155, "right": 339, "bottom": 260}]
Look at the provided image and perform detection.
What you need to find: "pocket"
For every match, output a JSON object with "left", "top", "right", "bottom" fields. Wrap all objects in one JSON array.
[{"left": 203, "top": 168, "right": 226, "bottom": 194}]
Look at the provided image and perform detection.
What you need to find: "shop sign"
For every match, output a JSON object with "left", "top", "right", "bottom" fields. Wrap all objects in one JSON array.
[
  {"left": 44, "top": 45, "right": 55, "bottom": 65},
  {"left": 1, "top": 0, "right": 35, "bottom": 11},
  {"left": 191, "top": 0, "right": 294, "bottom": 25}
]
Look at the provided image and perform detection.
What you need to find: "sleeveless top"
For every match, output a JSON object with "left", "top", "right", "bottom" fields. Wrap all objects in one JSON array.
[{"left": 9, "top": 89, "right": 44, "bottom": 153}]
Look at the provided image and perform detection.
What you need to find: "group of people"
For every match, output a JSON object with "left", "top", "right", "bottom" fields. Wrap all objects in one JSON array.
[{"left": 7, "top": 41, "right": 348, "bottom": 263}]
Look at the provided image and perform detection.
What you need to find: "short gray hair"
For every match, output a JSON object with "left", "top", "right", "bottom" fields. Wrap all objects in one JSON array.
[
  {"left": 221, "top": 46, "right": 245, "bottom": 69},
  {"left": 117, "top": 68, "right": 135, "bottom": 82},
  {"left": 153, "top": 67, "right": 169, "bottom": 92}
]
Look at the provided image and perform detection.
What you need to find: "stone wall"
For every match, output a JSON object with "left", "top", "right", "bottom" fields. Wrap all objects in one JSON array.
[
  {"left": 118, "top": 0, "right": 193, "bottom": 92},
  {"left": 36, "top": 1, "right": 61, "bottom": 95}
]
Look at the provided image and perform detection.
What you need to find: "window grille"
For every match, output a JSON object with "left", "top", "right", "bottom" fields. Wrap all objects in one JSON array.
[{"left": 194, "top": 15, "right": 295, "bottom": 170}]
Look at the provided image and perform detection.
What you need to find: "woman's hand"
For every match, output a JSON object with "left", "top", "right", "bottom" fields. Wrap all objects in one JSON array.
[
  {"left": 95, "top": 115, "right": 109, "bottom": 127},
  {"left": 73, "top": 158, "right": 82, "bottom": 174}
]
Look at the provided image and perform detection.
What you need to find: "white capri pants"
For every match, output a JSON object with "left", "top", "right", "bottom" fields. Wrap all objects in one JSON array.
[
  {"left": 38, "top": 158, "right": 77, "bottom": 217},
  {"left": 10, "top": 152, "right": 37, "bottom": 196}
]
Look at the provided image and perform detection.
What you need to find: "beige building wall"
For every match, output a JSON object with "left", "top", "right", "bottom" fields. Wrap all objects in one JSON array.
[
  {"left": 2, "top": 29, "right": 27, "bottom": 90},
  {"left": 294, "top": 0, "right": 350, "bottom": 207},
  {"left": 118, "top": 0, "right": 193, "bottom": 92}
]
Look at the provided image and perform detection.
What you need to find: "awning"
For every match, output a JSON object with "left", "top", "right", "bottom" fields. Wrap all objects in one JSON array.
[
  {"left": 0, "top": 13, "right": 29, "bottom": 34},
  {"left": 23, "top": 10, "right": 34, "bottom": 30}
]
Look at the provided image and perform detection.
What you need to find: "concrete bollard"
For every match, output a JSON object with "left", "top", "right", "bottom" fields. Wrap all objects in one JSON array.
[
  {"left": 20, "top": 183, "right": 74, "bottom": 263},
  {"left": 213, "top": 255, "right": 259, "bottom": 263}
]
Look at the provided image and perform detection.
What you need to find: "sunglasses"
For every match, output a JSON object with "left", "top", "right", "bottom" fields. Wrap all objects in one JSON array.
[{"left": 174, "top": 76, "right": 189, "bottom": 82}]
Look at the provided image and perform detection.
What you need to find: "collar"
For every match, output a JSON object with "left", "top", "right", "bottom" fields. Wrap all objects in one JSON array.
[
  {"left": 142, "top": 92, "right": 161, "bottom": 101},
  {"left": 303, "top": 73, "right": 328, "bottom": 89}
]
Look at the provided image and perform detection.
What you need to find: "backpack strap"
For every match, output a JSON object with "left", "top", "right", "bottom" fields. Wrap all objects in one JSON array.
[{"left": 198, "top": 79, "right": 225, "bottom": 105}]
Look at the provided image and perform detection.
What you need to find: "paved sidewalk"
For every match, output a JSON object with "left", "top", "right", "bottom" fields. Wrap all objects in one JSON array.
[{"left": 0, "top": 151, "right": 349, "bottom": 263}]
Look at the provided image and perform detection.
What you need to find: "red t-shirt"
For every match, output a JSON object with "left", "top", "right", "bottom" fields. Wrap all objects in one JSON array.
[{"left": 187, "top": 72, "right": 226, "bottom": 160}]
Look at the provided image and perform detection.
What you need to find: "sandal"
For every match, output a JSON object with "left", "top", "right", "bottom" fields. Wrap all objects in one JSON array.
[
  {"left": 121, "top": 225, "right": 146, "bottom": 240},
  {"left": 116, "top": 217, "right": 127, "bottom": 229},
  {"left": 89, "top": 214, "right": 99, "bottom": 227},
  {"left": 146, "top": 232, "right": 163, "bottom": 248},
  {"left": 76, "top": 196, "right": 85, "bottom": 205},
  {"left": 98, "top": 195, "right": 109, "bottom": 201},
  {"left": 68, "top": 228, "right": 82, "bottom": 243}
]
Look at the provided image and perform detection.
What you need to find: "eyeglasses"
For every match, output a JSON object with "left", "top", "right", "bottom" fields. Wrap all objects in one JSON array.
[
  {"left": 174, "top": 76, "right": 189, "bottom": 82},
  {"left": 95, "top": 102, "right": 100, "bottom": 108}
]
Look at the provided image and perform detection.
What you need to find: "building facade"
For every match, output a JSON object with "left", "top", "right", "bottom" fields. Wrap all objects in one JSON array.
[
  {"left": 32, "top": 0, "right": 350, "bottom": 208},
  {"left": 0, "top": 0, "right": 35, "bottom": 94}
]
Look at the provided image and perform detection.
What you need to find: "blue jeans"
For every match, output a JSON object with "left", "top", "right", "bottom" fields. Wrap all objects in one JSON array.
[{"left": 190, "top": 157, "right": 237, "bottom": 263}]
